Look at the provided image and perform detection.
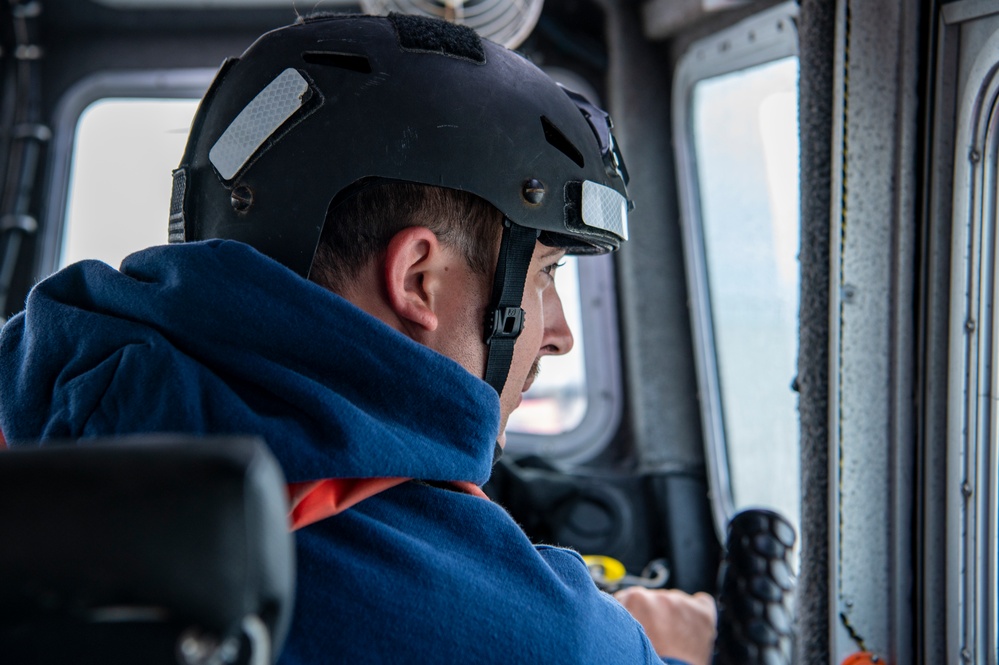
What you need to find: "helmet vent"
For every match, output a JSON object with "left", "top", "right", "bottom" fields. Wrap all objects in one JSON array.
[
  {"left": 541, "top": 116, "right": 584, "bottom": 168},
  {"left": 302, "top": 51, "right": 372, "bottom": 74}
]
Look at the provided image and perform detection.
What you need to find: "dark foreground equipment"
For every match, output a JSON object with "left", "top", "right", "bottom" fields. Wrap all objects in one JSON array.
[{"left": 0, "top": 436, "right": 294, "bottom": 665}]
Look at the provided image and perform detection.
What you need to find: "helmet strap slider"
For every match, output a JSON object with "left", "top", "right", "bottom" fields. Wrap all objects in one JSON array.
[
  {"left": 482, "top": 218, "right": 539, "bottom": 396},
  {"left": 487, "top": 306, "right": 524, "bottom": 339}
]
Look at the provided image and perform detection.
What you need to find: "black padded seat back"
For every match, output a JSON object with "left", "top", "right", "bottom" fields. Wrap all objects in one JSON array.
[{"left": 0, "top": 436, "right": 295, "bottom": 664}]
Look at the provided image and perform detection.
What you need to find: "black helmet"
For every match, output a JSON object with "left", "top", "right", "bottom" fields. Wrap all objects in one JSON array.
[{"left": 171, "top": 13, "right": 631, "bottom": 395}]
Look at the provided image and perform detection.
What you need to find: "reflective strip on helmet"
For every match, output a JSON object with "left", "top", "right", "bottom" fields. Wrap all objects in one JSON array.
[
  {"left": 581, "top": 180, "right": 629, "bottom": 241},
  {"left": 209, "top": 68, "right": 310, "bottom": 181}
]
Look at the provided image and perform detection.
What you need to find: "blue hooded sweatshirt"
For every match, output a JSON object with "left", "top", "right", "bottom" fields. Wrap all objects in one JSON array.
[{"left": 0, "top": 240, "right": 689, "bottom": 664}]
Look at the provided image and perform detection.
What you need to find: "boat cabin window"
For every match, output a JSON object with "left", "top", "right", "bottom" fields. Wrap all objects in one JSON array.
[
  {"left": 673, "top": 3, "right": 801, "bottom": 535},
  {"left": 691, "top": 55, "right": 800, "bottom": 527}
]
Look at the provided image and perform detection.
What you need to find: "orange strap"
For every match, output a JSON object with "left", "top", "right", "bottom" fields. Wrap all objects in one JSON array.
[
  {"left": 841, "top": 653, "right": 879, "bottom": 665},
  {"left": 287, "top": 477, "right": 491, "bottom": 530},
  {"left": 449, "top": 480, "right": 490, "bottom": 500},
  {"left": 288, "top": 477, "right": 409, "bottom": 530}
]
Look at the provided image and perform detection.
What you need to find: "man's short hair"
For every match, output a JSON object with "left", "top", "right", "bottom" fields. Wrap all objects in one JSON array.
[{"left": 310, "top": 182, "right": 503, "bottom": 293}]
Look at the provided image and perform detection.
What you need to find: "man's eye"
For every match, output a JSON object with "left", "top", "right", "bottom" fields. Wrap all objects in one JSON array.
[{"left": 544, "top": 261, "right": 566, "bottom": 276}]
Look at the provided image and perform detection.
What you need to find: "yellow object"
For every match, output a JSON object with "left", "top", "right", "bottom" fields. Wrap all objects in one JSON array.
[{"left": 582, "top": 555, "right": 627, "bottom": 583}]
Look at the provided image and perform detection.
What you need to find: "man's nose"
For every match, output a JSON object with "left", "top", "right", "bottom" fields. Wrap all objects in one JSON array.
[{"left": 541, "top": 289, "right": 574, "bottom": 356}]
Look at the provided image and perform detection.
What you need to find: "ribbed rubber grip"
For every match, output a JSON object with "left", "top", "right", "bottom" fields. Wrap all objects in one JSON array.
[{"left": 714, "top": 509, "right": 796, "bottom": 665}]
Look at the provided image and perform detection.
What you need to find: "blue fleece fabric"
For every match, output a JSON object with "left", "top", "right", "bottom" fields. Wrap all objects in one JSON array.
[{"left": 0, "top": 240, "right": 686, "bottom": 664}]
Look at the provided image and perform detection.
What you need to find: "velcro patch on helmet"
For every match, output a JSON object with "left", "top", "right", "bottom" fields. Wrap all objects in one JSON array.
[{"left": 389, "top": 13, "right": 485, "bottom": 64}]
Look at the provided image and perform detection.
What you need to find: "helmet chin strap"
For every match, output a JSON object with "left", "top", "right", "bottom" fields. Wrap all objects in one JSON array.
[{"left": 482, "top": 219, "right": 540, "bottom": 398}]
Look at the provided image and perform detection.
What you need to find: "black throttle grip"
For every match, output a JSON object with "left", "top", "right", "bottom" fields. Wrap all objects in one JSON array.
[{"left": 714, "top": 509, "right": 796, "bottom": 665}]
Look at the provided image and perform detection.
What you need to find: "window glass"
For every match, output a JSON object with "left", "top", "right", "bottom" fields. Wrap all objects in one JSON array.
[
  {"left": 691, "top": 56, "right": 800, "bottom": 528},
  {"left": 62, "top": 95, "right": 601, "bottom": 444},
  {"left": 507, "top": 256, "right": 586, "bottom": 434},
  {"left": 62, "top": 99, "right": 198, "bottom": 269}
]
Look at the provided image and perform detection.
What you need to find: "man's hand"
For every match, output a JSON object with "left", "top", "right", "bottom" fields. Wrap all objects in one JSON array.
[{"left": 614, "top": 587, "right": 717, "bottom": 665}]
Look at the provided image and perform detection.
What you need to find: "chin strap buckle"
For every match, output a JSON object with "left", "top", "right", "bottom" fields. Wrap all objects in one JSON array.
[
  {"left": 481, "top": 219, "right": 539, "bottom": 396},
  {"left": 486, "top": 306, "right": 524, "bottom": 342}
]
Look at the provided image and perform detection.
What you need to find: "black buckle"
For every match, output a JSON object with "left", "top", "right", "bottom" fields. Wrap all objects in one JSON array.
[{"left": 486, "top": 306, "right": 524, "bottom": 342}]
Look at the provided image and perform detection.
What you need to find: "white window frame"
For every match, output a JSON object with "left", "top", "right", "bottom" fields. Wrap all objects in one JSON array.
[
  {"left": 41, "top": 68, "right": 217, "bottom": 279},
  {"left": 946, "top": 11, "right": 999, "bottom": 661}
]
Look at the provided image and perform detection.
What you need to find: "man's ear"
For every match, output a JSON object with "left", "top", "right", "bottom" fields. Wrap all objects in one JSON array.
[{"left": 383, "top": 226, "right": 443, "bottom": 332}]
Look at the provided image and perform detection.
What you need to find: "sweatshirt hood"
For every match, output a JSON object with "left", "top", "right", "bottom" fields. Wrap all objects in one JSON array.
[{"left": 0, "top": 240, "right": 500, "bottom": 485}]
